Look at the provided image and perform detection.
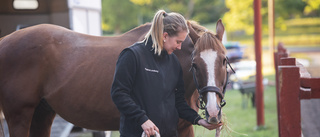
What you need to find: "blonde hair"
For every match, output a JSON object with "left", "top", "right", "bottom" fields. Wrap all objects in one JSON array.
[{"left": 144, "top": 10, "right": 189, "bottom": 55}]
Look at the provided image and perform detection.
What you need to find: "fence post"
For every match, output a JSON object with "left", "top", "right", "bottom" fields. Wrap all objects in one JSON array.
[
  {"left": 281, "top": 58, "right": 295, "bottom": 66},
  {"left": 278, "top": 65, "right": 301, "bottom": 137},
  {"left": 274, "top": 43, "right": 288, "bottom": 137}
]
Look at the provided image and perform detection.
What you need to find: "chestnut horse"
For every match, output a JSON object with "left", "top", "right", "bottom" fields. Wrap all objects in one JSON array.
[{"left": 0, "top": 19, "right": 229, "bottom": 137}]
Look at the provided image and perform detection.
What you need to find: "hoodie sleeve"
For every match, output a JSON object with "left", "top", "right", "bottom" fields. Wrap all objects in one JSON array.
[
  {"left": 111, "top": 49, "right": 149, "bottom": 126},
  {"left": 175, "top": 66, "right": 202, "bottom": 125}
]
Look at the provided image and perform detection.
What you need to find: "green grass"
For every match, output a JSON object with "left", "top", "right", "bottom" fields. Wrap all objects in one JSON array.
[{"left": 194, "top": 83, "right": 278, "bottom": 137}]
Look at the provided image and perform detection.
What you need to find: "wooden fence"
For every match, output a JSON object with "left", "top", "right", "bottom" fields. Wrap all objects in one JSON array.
[{"left": 274, "top": 44, "right": 320, "bottom": 137}]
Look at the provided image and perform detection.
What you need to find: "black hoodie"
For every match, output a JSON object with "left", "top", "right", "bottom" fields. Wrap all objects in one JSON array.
[{"left": 111, "top": 38, "right": 201, "bottom": 137}]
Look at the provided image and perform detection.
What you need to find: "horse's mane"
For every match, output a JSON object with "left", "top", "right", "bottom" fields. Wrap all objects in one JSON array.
[
  {"left": 188, "top": 20, "right": 226, "bottom": 53},
  {"left": 188, "top": 20, "right": 207, "bottom": 35}
]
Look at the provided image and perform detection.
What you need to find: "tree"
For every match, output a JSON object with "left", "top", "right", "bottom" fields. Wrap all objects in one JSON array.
[
  {"left": 101, "top": 0, "right": 228, "bottom": 34},
  {"left": 303, "top": 0, "right": 320, "bottom": 15},
  {"left": 101, "top": 0, "right": 139, "bottom": 34},
  {"left": 192, "top": 0, "right": 227, "bottom": 23},
  {"left": 130, "top": 0, "right": 151, "bottom": 5},
  {"left": 222, "top": 0, "right": 317, "bottom": 35},
  {"left": 222, "top": 0, "right": 257, "bottom": 35},
  {"left": 275, "top": 0, "right": 306, "bottom": 19}
]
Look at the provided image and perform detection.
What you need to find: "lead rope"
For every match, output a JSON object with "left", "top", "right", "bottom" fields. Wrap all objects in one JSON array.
[{"left": 141, "top": 131, "right": 160, "bottom": 137}]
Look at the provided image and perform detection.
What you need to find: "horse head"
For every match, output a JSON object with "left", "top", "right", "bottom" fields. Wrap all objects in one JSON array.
[{"left": 188, "top": 19, "right": 234, "bottom": 124}]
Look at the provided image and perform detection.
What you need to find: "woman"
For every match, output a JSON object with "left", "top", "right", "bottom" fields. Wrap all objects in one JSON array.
[{"left": 111, "top": 10, "right": 222, "bottom": 137}]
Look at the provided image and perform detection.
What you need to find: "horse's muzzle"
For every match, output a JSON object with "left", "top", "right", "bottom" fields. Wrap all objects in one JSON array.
[{"left": 206, "top": 106, "right": 222, "bottom": 124}]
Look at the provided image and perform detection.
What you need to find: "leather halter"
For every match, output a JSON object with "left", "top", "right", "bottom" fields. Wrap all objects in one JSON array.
[{"left": 190, "top": 56, "right": 235, "bottom": 110}]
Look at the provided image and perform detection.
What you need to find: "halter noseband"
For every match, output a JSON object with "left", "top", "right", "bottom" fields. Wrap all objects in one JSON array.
[{"left": 190, "top": 56, "right": 235, "bottom": 110}]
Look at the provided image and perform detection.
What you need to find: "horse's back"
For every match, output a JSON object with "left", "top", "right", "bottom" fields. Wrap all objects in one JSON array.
[{"left": 0, "top": 24, "right": 150, "bottom": 130}]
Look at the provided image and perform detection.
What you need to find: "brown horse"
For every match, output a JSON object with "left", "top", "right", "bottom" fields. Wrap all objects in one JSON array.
[{"left": 0, "top": 19, "right": 229, "bottom": 137}]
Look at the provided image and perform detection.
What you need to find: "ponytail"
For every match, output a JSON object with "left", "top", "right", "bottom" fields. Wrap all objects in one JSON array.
[{"left": 145, "top": 10, "right": 166, "bottom": 55}]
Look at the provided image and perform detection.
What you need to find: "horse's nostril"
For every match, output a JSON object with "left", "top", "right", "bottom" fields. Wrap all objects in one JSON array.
[
  {"left": 208, "top": 117, "right": 219, "bottom": 124},
  {"left": 206, "top": 109, "right": 222, "bottom": 124}
]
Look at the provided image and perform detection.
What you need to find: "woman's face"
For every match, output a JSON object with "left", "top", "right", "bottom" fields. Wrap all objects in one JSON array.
[{"left": 163, "top": 31, "right": 188, "bottom": 54}]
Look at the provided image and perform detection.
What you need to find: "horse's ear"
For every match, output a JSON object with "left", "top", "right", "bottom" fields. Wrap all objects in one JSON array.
[
  {"left": 187, "top": 21, "right": 200, "bottom": 45},
  {"left": 216, "top": 19, "right": 225, "bottom": 41}
]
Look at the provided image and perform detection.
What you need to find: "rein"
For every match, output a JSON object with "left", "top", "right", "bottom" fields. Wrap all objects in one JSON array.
[{"left": 190, "top": 56, "right": 235, "bottom": 110}]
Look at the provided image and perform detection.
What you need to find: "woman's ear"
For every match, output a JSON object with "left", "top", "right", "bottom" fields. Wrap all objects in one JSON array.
[{"left": 163, "top": 32, "right": 168, "bottom": 41}]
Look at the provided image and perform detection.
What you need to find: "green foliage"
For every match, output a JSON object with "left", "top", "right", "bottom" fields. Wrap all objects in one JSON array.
[
  {"left": 220, "top": 17, "right": 320, "bottom": 47},
  {"left": 222, "top": 0, "right": 271, "bottom": 35},
  {"left": 275, "top": 0, "right": 307, "bottom": 19},
  {"left": 130, "top": 0, "right": 151, "bottom": 5},
  {"left": 102, "top": 0, "right": 320, "bottom": 46},
  {"left": 285, "top": 17, "right": 320, "bottom": 26},
  {"left": 192, "top": 0, "right": 227, "bottom": 23},
  {"left": 101, "top": 0, "right": 227, "bottom": 34},
  {"left": 222, "top": 0, "right": 320, "bottom": 36},
  {"left": 222, "top": 0, "right": 255, "bottom": 35},
  {"left": 273, "top": 0, "right": 320, "bottom": 33},
  {"left": 303, "top": 0, "right": 320, "bottom": 15},
  {"left": 168, "top": 2, "right": 188, "bottom": 15},
  {"left": 101, "top": 0, "right": 139, "bottom": 34}
]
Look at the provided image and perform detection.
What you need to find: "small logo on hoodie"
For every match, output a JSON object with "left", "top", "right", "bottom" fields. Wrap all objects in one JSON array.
[{"left": 145, "top": 68, "right": 159, "bottom": 73}]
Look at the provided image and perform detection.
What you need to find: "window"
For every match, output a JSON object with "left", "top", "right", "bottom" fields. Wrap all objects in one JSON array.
[{"left": 13, "top": 0, "right": 39, "bottom": 10}]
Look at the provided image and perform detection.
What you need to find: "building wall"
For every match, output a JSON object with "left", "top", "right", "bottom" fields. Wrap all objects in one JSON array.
[
  {"left": 68, "top": 0, "right": 101, "bottom": 36},
  {"left": 0, "top": 12, "right": 70, "bottom": 37},
  {"left": 0, "top": 0, "right": 101, "bottom": 37}
]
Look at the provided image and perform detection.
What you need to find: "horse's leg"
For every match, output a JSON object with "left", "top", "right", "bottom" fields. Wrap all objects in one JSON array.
[
  {"left": 29, "top": 99, "right": 56, "bottom": 137},
  {"left": 4, "top": 105, "right": 36, "bottom": 137},
  {"left": 1, "top": 72, "right": 45, "bottom": 136}
]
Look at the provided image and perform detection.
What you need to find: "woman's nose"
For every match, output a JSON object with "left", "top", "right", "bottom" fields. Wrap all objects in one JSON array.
[{"left": 177, "top": 44, "right": 181, "bottom": 50}]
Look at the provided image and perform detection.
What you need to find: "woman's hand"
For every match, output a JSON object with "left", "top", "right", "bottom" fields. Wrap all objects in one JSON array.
[
  {"left": 198, "top": 119, "right": 223, "bottom": 130},
  {"left": 141, "top": 119, "right": 160, "bottom": 137}
]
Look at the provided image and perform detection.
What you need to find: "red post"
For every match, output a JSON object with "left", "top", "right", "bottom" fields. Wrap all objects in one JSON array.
[
  {"left": 274, "top": 43, "right": 289, "bottom": 136},
  {"left": 254, "top": 0, "right": 264, "bottom": 127},
  {"left": 280, "top": 58, "right": 295, "bottom": 66},
  {"left": 275, "top": 50, "right": 320, "bottom": 137},
  {"left": 278, "top": 65, "right": 301, "bottom": 137},
  {"left": 274, "top": 52, "right": 280, "bottom": 136}
]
